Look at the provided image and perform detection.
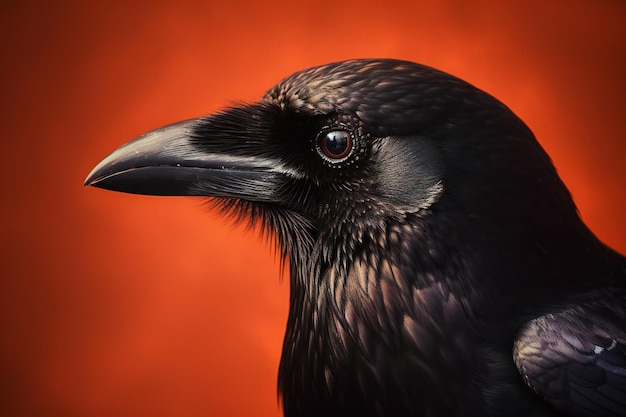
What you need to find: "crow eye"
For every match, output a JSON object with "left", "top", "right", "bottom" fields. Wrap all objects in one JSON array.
[{"left": 318, "top": 130, "right": 352, "bottom": 161}]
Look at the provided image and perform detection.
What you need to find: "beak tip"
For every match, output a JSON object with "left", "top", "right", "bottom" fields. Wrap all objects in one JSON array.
[{"left": 84, "top": 167, "right": 102, "bottom": 188}]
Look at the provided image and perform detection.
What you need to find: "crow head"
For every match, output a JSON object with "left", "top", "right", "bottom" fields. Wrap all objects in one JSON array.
[
  {"left": 86, "top": 59, "right": 592, "bottom": 416},
  {"left": 86, "top": 59, "right": 570, "bottom": 267}
]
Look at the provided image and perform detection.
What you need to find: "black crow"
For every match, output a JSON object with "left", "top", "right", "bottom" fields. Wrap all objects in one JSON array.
[{"left": 85, "top": 59, "right": 626, "bottom": 417}]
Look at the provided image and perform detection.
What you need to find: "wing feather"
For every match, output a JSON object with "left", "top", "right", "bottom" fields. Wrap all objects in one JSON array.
[{"left": 514, "top": 299, "right": 626, "bottom": 416}]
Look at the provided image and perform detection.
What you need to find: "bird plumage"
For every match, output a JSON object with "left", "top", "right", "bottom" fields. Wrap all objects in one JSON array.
[{"left": 85, "top": 59, "right": 626, "bottom": 416}]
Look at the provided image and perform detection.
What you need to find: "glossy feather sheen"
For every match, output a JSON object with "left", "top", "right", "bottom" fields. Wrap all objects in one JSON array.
[{"left": 86, "top": 59, "right": 626, "bottom": 417}]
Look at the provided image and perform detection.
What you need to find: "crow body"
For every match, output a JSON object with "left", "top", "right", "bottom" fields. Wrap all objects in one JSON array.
[{"left": 85, "top": 59, "right": 626, "bottom": 416}]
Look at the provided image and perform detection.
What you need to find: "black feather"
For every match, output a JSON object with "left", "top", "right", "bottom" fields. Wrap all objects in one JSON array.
[{"left": 86, "top": 59, "right": 626, "bottom": 417}]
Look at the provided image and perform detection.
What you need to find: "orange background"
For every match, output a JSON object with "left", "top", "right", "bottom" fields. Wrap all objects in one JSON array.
[{"left": 1, "top": 1, "right": 625, "bottom": 416}]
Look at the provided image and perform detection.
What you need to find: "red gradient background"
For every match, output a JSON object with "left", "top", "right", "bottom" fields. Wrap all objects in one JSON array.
[{"left": 1, "top": 1, "right": 625, "bottom": 416}]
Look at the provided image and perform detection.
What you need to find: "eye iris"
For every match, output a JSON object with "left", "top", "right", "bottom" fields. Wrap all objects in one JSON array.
[{"left": 321, "top": 131, "right": 352, "bottom": 159}]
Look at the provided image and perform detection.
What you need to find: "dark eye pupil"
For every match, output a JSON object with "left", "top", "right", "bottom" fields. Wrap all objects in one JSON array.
[{"left": 321, "top": 130, "right": 352, "bottom": 159}]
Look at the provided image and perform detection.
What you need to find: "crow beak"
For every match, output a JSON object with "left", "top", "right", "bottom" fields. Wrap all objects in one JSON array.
[{"left": 84, "top": 114, "right": 287, "bottom": 202}]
